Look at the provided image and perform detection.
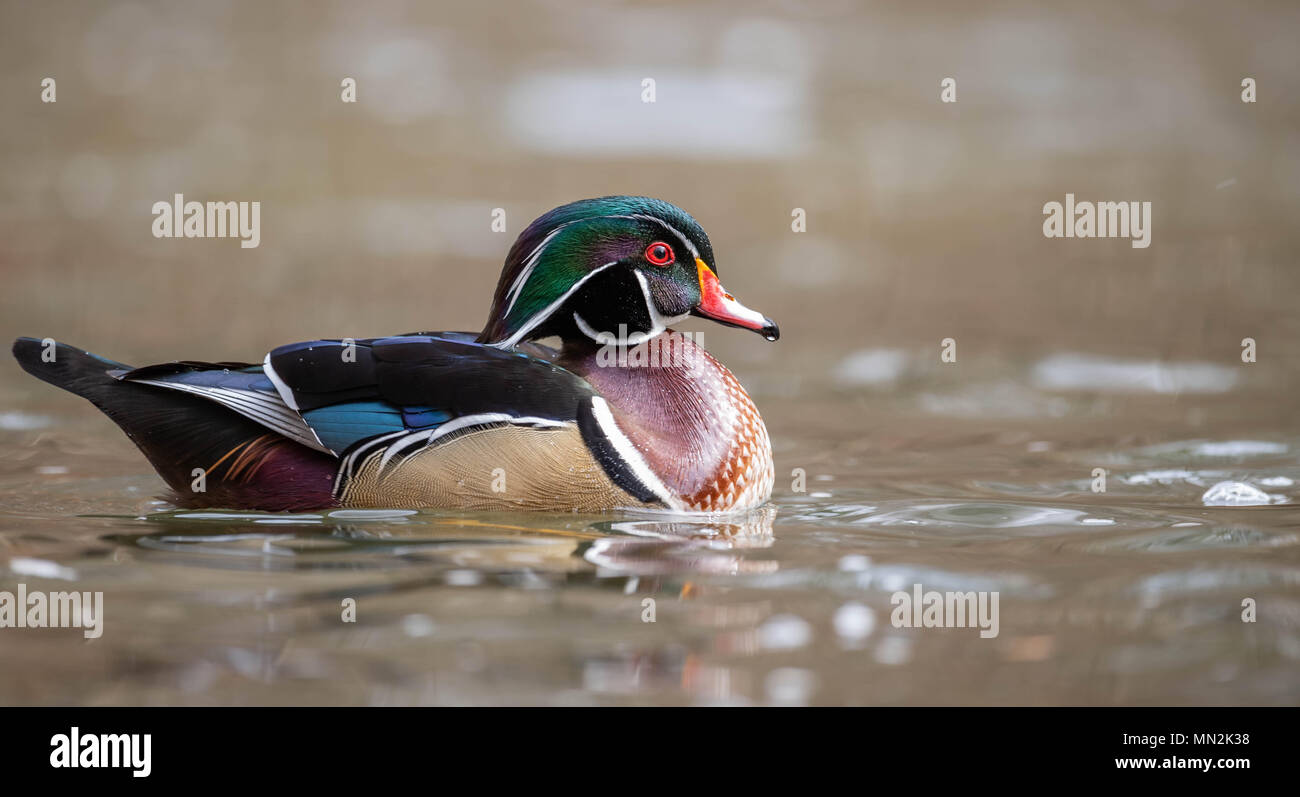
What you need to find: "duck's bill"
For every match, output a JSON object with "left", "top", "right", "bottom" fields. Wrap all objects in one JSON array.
[{"left": 692, "top": 259, "right": 780, "bottom": 341}]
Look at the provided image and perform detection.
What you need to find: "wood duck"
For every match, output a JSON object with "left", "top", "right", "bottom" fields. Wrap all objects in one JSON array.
[{"left": 12, "top": 196, "right": 779, "bottom": 514}]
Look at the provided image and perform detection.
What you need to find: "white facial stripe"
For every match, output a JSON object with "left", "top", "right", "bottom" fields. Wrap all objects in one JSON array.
[
  {"left": 571, "top": 271, "right": 688, "bottom": 346},
  {"left": 633, "top": 270, "right": 689, "bottom": 339},
  {"left": 502, "top": 222, "right": 576, "bottom": 317},
  {"left": 572, "top": 311, "right": 606, "bottom": 344},
  {"left": 589, "top": 396, "right": 685, "bottom": 511},
  {"left": 634, "top": 214, "right": 696, "bottom": 257},
  {"left": 493, "top": 261, "right": 620, "bottom": 348},
  {"left": 627, "top": 213, "right": 700, "bottom": 260}
]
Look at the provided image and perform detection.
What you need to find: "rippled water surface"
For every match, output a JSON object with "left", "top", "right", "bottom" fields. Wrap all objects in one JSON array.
[{"left": 2, "top": 373, "right": 1297, "bottom": 706}]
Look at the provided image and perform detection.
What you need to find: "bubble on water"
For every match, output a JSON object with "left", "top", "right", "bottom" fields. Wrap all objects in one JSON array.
[
  {"left": 1257, "top": 476, "right": 1294, "bottom": 487},
  {"left": 401, "top": 614, "right": 437, "bottom": 638},
  {"left": 9, "top": 557, "right": 78, "bottom": 581},
  {"left": 833, "top": 602, "right": 877, "bottom": 642},
  {"left": 0, "top": 411, "right": 53, "bottom": 430},
  {"left": 1033, "top": 354, "right": 1237, "bottom": 394},
  {"left": 833, "top": 348, "right": 907, "bottom": 386},
  {"left": 765, "top": 667, "right": 817, "bottom": 706},
  {"left": 1194, "top": 441, "right": 1286, "bottom": 458},
  {"left": 1124, "top": 469, "right": 1224, "bottom": 487},
  {"left": 838, "top": 554, "right": 872, "bottom": 572},
  {"left": 445, "top": 569, "right": 482, "bottom": 587},
  {"left": 1201, "top": 481, "right": 1279, "bottom": 507},
  {"left": 1140, "top": 440, "right": 1288, "bottom": 460},
  {"left": 758, "top": 613, "right": 813, "bottom": 650}
]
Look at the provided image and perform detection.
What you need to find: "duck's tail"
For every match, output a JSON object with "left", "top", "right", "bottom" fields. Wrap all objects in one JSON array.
[
  {"left": 12, "top": 337, "right": 337, "bottom": 510},
  {"left": 12, "top": 337, "right": 132, "bottom": 399}
]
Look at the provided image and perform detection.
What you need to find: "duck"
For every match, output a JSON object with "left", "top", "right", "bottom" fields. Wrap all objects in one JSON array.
[{"left": 12, "top": 196, "right": 779, "bottom": 514}]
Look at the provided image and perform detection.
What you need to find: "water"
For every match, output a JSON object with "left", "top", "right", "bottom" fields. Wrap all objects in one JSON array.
[
  {"left": 2, "top": 364, "right": 1297, "bottom": 706},
  {"left": 2, "top": 0, "right": 1299, "bottom": 706}
]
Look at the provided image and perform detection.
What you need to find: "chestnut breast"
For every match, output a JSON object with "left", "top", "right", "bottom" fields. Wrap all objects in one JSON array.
[{"left": 563, "top": 330, "right": 774, "bottom": 512}]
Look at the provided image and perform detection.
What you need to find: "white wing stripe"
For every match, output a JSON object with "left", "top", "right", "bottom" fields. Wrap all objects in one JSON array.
[
  {"left": 128, "top": 378, "right": 331, "bottom": 454},
  {"left": 338, "top": 414, "right": 572, "bottom": 494}
]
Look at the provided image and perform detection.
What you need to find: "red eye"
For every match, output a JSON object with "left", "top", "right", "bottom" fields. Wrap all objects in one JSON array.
[{"left": 645, "top": 242, "right": 674, "bottom": 266}]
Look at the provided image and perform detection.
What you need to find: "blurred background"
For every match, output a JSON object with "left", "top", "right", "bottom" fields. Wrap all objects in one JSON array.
[
  {"left": 1, "top": 1, "right": 1298, "bottom": 706},
  {"left": 2, "top": 0, "right": 1298, "bottom": 384}
]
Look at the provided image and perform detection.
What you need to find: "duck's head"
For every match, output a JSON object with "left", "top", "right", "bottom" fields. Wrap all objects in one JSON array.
[{"left": 478, "top": 196, "right": 779, "bottom": 348}]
